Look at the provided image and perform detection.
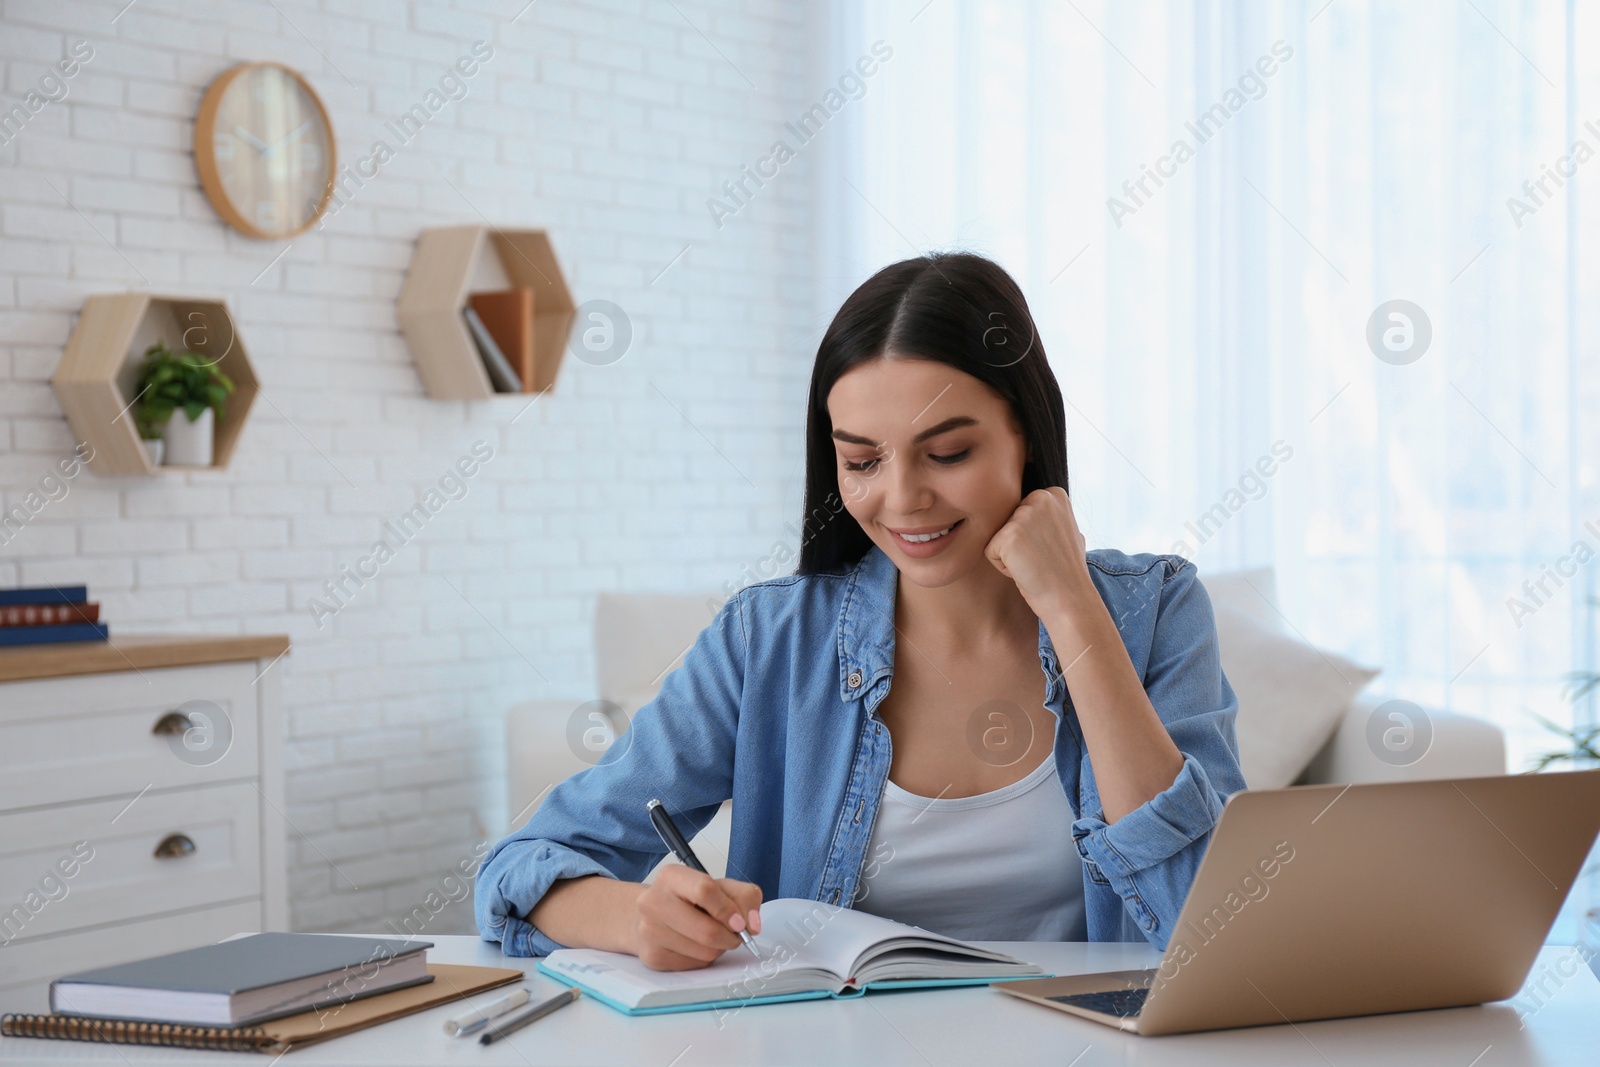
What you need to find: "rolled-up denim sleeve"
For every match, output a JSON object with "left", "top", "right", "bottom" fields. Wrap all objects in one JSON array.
[
  {"left": 1072, "top": 559, "right": 1247, "bottom": 947},
  {"left": 474, "top": 594, "right": 748, "bottom": 957}
]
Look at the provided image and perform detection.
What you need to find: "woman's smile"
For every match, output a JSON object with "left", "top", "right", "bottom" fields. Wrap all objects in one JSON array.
[{"left": 886, "top": 518, "right": 965, "bottom": 556}]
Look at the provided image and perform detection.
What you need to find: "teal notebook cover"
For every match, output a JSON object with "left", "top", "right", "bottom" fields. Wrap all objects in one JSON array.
[{"left": 535, "top": 960, "right": 1057, "bottom": 1017}]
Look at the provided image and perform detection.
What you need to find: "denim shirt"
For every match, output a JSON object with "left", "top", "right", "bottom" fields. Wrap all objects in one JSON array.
[{"left": 475, "top": 545, "right": 1246, "bottom": 956}]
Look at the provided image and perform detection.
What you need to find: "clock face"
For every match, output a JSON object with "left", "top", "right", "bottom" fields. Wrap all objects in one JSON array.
[{"left": 197, "top": 63, "right": 335, "bottom": 239}]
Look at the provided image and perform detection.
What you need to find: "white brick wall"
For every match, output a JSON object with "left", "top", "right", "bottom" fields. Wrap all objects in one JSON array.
[{"left": 0, "top": 0, "right": 818, "bottom": 936}]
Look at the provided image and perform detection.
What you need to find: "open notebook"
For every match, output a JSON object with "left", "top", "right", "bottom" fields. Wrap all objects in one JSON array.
[{"left": 535, "top": 899, "right": 1050, "bottom": 1016}]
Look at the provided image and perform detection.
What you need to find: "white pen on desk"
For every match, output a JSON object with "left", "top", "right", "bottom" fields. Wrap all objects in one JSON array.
[{"left": 443, "top": 988, "right": 530, "bottom": 1036}]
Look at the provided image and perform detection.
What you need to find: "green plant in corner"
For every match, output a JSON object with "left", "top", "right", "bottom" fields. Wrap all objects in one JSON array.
[
  {"left": 1525, "top": 712, "right": 1600, "bottom": 773},
  {"left": 1524, "top": 594, "right": 1600, "bottom": 772},
  {"left": 133, "top": 339, "right": 235, "bottom": 440}
]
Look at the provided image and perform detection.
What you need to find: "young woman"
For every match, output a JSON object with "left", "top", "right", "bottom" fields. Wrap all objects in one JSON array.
[{"left": 476, "top": 253, "right": 1246, "bottom": 970}]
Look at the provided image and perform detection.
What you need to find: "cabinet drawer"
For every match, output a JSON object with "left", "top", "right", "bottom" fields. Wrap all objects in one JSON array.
[
  {"left": 0, "top": 899, "right": 262, "bottom": 1015},
  {"left": 0, "top": 781, "right": 262, "bottom": 943},
  {"left": 0, "top": 663, "right": 260, "bottom": 811}
]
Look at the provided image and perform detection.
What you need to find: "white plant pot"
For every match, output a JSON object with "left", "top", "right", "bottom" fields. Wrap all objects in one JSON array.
[
  {"left": 140, "top": 437, "right": 164, "bottom": 468},
  {"left": 162, "top": 407, "right": 214, "bottom": 467}
]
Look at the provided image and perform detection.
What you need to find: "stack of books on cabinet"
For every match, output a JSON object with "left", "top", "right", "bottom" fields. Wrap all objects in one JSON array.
[{"left": 0, "top": 585, "right": 107, "bottom": 647}]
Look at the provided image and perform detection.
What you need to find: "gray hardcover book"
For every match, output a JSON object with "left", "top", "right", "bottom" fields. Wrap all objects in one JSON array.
[{"left": 50, "top": 933, "right": 434, "bottom": 1028}]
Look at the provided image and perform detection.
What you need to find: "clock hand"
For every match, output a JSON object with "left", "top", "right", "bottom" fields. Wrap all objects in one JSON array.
[
  {"left": 263, "top": 121, "right": 312, "bottom": 158},
  {"left": 233, "top": 125, "right": 271, "bottom": 154}
]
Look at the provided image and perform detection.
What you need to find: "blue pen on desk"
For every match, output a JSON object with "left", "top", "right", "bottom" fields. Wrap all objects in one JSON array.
[{"left": 647, "top": 797, "right": 761, "bottom": 959}]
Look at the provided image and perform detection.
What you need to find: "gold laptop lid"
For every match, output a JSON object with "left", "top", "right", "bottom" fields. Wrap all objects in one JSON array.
[{"left": 1134, "top": 770, "right": 1600, "bottom": 1035}]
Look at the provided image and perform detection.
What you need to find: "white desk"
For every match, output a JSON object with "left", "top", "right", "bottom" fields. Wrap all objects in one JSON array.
[{"left": 3, "top": 936, "right": 1596, "bottom": 1065}]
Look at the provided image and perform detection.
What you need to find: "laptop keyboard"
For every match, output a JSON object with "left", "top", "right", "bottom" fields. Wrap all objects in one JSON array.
[{"left": 1045, "top": 987, "right": 1150, "bottom": 1018}]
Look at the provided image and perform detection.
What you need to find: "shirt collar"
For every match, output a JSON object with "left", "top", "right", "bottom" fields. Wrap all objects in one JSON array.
[{"left": 835, "top": 544, "right": 1064, "bottom": 706}]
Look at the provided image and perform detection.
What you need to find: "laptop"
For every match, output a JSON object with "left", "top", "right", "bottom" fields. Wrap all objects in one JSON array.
[{"left": 991, "top": 768, "right": 1600, "bottom": 1035}]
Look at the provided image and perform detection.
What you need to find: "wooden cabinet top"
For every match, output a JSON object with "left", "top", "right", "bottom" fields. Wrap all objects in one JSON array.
[{"left": 0, "top": 633, "right": 290, "bottom": 682}]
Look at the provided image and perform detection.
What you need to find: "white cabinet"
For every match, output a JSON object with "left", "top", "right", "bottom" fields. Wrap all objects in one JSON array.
[{"left": 0, "top": 635, "right": 289, "bottom": 1014}]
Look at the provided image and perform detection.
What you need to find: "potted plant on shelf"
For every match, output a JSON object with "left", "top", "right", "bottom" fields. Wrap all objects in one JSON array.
[
  {"left": 133, "top": 340, "right": 235, "bottom": 467},
  {"left": 136, "top": 417, "right": 165, "bottom": 468}
]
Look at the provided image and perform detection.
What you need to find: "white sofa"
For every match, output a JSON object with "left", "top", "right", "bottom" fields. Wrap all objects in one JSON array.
[{"left": 504, "top": 570, "right": 1506, "bottom": 878}]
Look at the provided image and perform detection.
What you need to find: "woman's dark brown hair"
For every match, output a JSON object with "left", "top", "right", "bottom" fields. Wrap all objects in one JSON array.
[{"left": 797, "top": 252, "right": 1069, "bottom": 574}]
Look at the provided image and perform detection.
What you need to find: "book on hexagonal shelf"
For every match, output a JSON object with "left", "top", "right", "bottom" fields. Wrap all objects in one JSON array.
[{"left": 397, "top": 226, "right": 574, "bottom": 400}]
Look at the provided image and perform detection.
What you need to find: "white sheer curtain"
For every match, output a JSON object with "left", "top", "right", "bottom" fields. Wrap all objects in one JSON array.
[{"left": 818, "top": 0, "right": 1598, "bottom": 770}]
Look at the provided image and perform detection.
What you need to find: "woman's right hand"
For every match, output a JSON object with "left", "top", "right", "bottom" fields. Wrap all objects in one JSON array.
[{"left": 630, "top": 865, "right": 764, "bottom": 971}]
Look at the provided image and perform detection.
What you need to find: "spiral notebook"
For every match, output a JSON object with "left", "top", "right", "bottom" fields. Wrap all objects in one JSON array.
[
  {"left": 0, "top": 964, "right": 523, "bottom": 1054},
  {"left": 536, "top": 898, "right": 1052, "bottom": 1016}
]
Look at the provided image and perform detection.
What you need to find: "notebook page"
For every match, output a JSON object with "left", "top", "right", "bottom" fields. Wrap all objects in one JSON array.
[
  {"left": 758, "top": 902, "right": 1036, "bottom": 979},
  {"left": 537, "top": 899, "right": 930, "bottom": 1009},
  {"left": 757, "top": 899, "right": 983, "bottom": 980}
]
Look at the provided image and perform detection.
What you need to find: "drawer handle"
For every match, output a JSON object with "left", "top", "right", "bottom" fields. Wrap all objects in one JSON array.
[
  {"left": 154, "top": 833, "right": 196, "bottom": 859},
  {"left": 152, "top": 711, "right": 195, "bottom": 736}
]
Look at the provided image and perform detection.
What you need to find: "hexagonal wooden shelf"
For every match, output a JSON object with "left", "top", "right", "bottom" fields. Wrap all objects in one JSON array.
[
  {"left": 397, "top": 226, "right": 575, "bottom": 400},
  {"left": 51, "top": 293, "right": 259, "bottom": 476}
]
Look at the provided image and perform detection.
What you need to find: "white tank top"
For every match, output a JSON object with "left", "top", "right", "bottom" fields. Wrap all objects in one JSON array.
[{"left": 852, "top": 735, "right": 1088, "bottom": 942}]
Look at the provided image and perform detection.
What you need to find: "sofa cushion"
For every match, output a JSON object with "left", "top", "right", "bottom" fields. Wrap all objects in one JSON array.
[
  {"left": 595, "top": 592, "right": 715, "bottom": 698},
  {"left": 1198, "top": 566, "right": 1283, "bottom": 633},
  {"left": 1301, "top": 695, "right": 1507, "bottom": 784},
  {"left": 1209, "top": 598, "right": 1379, "bottom": 789}
]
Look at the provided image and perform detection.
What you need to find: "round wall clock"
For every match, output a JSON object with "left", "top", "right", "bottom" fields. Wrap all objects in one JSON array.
[{"left": 194, "top": 62, "right": 336, "bottom": 239}]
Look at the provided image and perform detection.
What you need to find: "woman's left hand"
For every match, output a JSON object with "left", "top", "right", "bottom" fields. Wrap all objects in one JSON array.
[{"left": 984, "top": 487, "right": 1097, "bottom": 622}]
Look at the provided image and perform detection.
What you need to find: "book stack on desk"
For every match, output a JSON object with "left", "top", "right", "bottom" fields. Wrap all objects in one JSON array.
[
  {"left": 0, "top": 584, "right": 107, "bottom": 648},
  {"left": 49, "top": 933, "right": 434, "bottom": 1027},
  {"left": 0, "top": 933, "right": 523, "bottom": 1053}
]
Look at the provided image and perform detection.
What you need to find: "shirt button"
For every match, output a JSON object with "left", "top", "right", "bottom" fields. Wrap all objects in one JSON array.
[{"left": 847, "top": 671, "right": 862, "bottom": 688}]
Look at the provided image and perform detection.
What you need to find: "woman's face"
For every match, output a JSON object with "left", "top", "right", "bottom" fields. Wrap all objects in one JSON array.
[{"left": 826, "top": 355, "right": 1028, "bottom": 588}]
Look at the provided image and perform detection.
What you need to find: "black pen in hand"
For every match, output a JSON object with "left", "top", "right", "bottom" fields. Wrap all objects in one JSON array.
[{"left": 646, "top": 797, "right": 761, "bottom": 959}]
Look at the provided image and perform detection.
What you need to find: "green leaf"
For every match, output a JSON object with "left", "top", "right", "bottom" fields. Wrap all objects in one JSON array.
[{"left": 134, "top": 337, "right": 236, "bottom": 431}]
